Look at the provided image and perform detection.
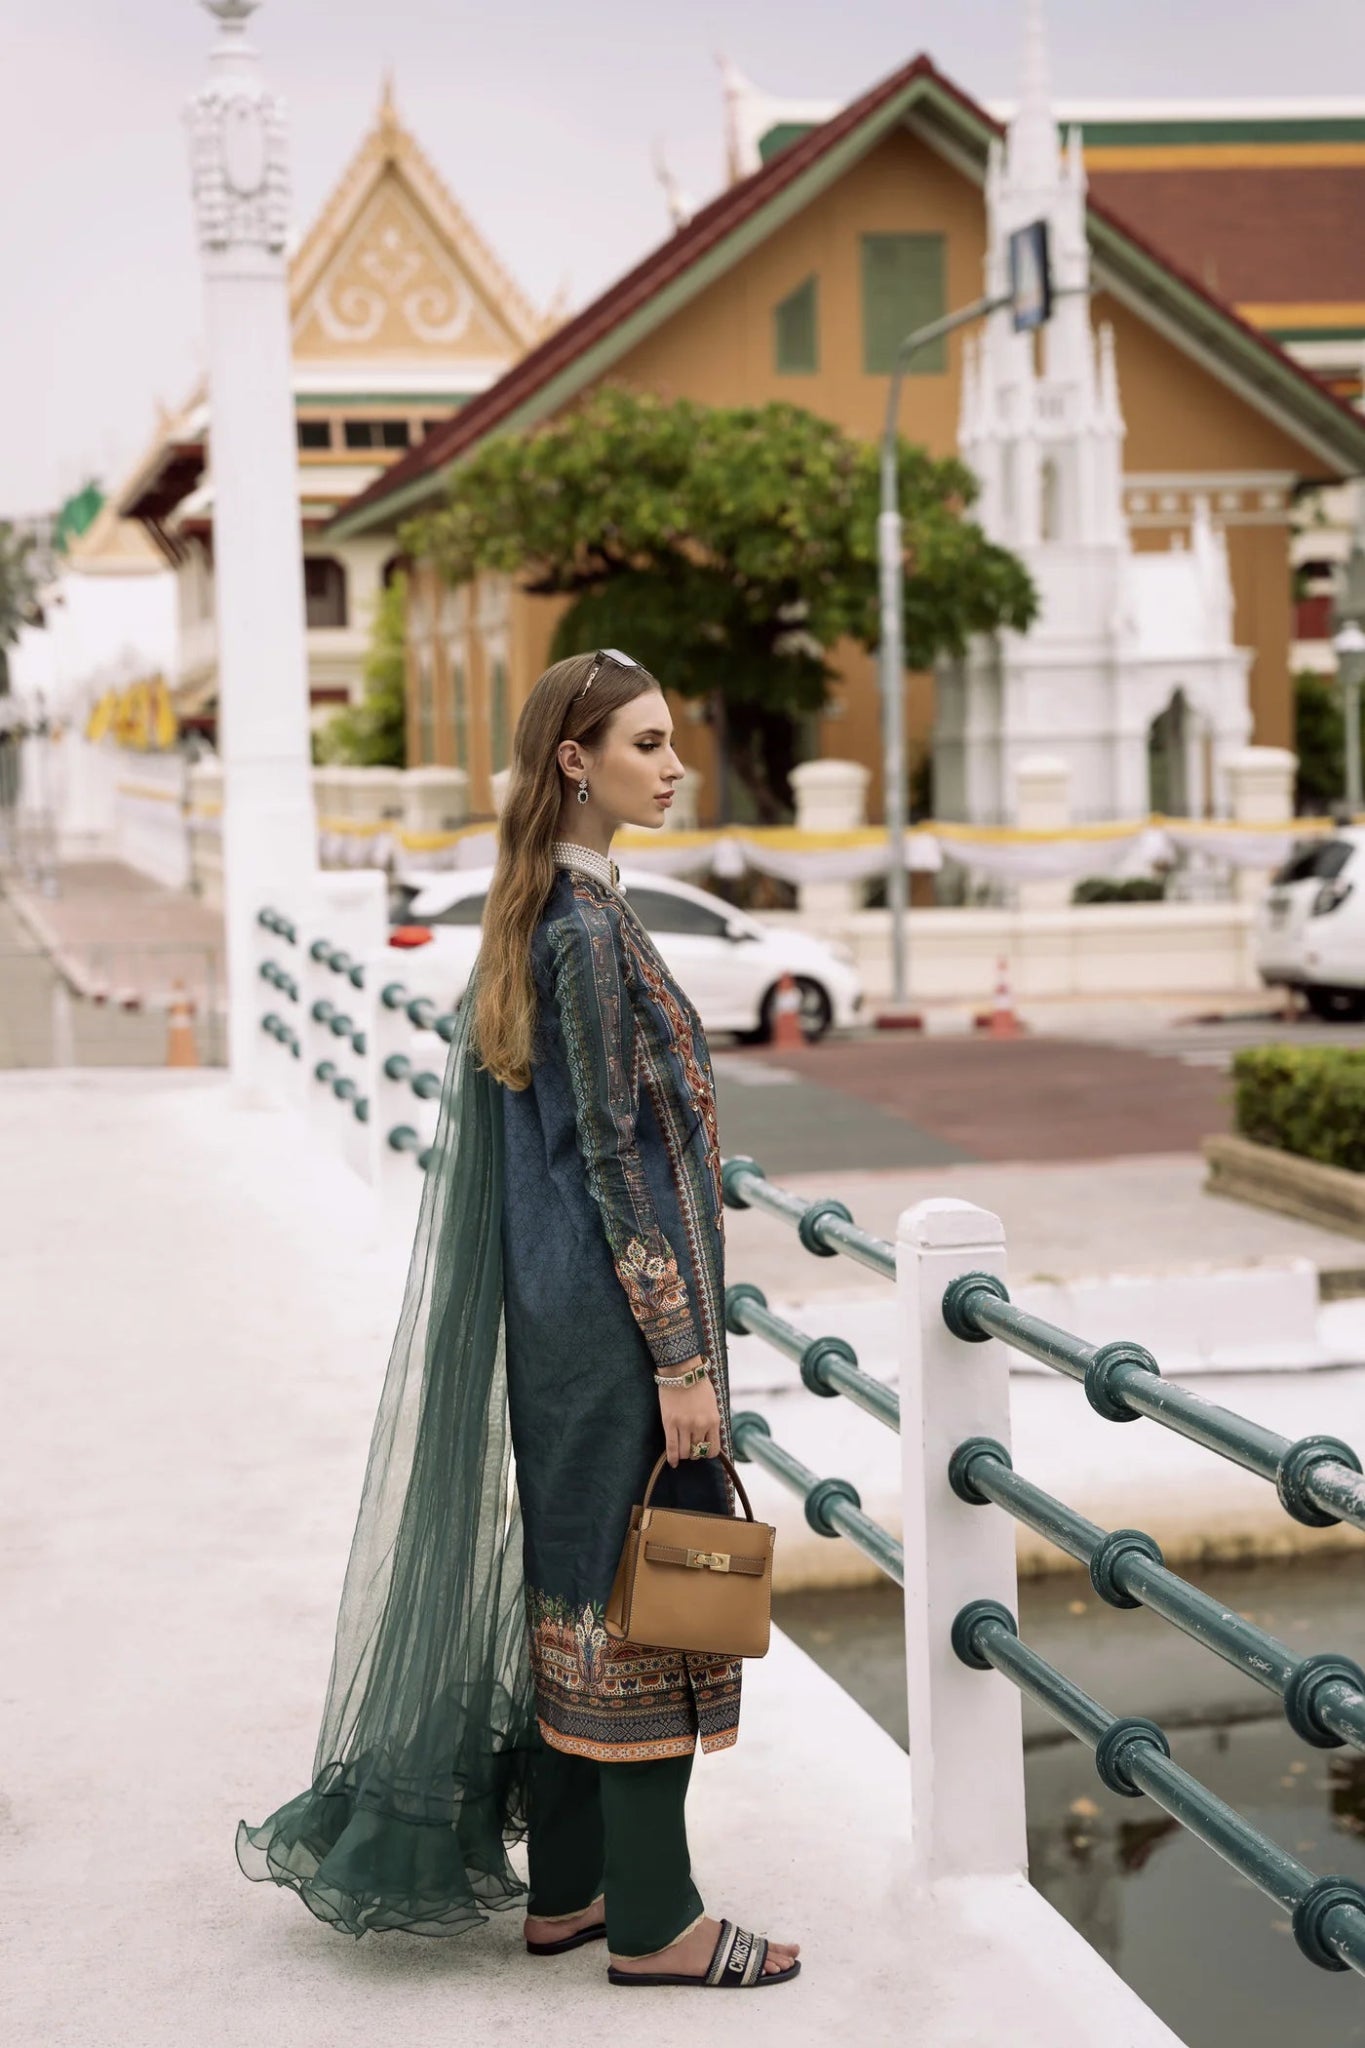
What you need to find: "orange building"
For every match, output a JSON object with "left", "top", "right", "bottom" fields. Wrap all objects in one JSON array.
[{"left": 333, "top": 54, "right": 1365, "bottom": 826}]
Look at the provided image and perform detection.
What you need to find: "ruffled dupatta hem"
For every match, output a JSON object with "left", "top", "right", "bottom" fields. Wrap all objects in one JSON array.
[{"left": 235, "top": 961, "right": 539, "bottom": 1938}]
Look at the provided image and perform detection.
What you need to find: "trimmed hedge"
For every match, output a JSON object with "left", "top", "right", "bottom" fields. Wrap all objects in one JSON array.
[
  {"left": 1232, "top": 1045, "right": 1365, "bottom": 1175},
  {"left": 1071, "top": 876, "right": 1166, "bottom": 905}
]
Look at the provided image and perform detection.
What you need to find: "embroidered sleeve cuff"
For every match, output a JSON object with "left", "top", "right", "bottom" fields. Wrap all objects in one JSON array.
[{"left": 615, "top": 1231, "right": 703, "bottom": 1369}]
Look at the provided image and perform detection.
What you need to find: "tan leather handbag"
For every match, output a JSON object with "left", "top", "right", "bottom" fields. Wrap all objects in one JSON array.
[{"left": 604, "top": 1450, "right": 774, "bottom": 1658}]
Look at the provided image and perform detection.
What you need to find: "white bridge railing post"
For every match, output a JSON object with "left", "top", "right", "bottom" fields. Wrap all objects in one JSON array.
[
  {"left": 898, "top": 1197, "right": 1027, "bottom": 1886},
  {"left": 248, "top": 877, "right": 464, "bottom": 1243},
  {"left": 297, "top": 872, "right": 386, "bottom": 1175}
]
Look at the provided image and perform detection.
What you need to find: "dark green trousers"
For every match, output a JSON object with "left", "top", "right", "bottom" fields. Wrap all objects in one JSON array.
[{"left": 525, "top": 1742, "right": 704, "bottom": 1958}]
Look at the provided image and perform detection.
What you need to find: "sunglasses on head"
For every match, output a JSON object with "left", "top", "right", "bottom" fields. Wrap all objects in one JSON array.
[{"left": 577, "top": 648, "right": 642, "bottom": 698}]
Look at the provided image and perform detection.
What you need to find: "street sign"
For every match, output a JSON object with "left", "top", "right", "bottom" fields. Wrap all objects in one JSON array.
[{"left": 1008, "top": 219, "right": 1053, "bottom": 332}]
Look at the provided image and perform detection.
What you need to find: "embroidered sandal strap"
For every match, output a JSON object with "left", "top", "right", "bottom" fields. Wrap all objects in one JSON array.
[{"left": 705, "top": 1919, "right": 769, "bottom": 1987}]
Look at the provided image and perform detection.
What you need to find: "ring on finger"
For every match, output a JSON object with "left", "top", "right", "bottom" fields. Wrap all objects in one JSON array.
[{"left": 690, "top": 1439, "right": 711, "bottom": 1460}]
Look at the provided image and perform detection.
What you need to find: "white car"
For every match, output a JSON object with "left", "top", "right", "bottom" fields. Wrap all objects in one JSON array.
[
  {"left": 1254, "top": 827, "right": 1365, "bottom": 1019},
  {"left": 392, "top": 865, "right": 864, "bottom": 1042}
]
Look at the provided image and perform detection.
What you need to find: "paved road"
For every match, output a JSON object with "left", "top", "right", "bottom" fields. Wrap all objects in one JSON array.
[
  {"left": 1079, "top": 1014, "right": 1365, "bottom": 1072},
  {"left": 714, "top": 1033, "right": 1233, "bottom": 1172}
]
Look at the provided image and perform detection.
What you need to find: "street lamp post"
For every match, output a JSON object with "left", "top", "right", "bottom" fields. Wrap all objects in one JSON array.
[
  {"left": 187, "top": 0, "right": 317, "bottom": 1095},
  {"left": 878, "top": 295, "right": 1009, "bottom": 1013},
  {"left": 1335, "top": 620, "right": 1365, "bottom": 816},
  {"left": 877, "top": 221, "right": 1061, "bottom": 1015}
]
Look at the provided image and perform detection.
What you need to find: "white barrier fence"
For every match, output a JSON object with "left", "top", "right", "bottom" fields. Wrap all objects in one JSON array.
[{"left": 251, "top": 871, "right": 460, "bottom": 1245}]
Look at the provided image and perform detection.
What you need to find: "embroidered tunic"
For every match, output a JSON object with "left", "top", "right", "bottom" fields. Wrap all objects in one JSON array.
[{"left": 500, "top": 850, "right": 741, "bottom": 1762}]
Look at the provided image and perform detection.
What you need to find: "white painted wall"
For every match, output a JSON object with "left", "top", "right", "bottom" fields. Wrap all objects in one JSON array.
[{"left": 10, "top": 563, "right": 177, "bottom": 721}]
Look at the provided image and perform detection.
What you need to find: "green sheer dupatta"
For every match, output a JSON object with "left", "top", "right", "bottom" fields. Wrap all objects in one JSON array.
[{"left": 235, "top": 961, "right": 538, "bottom": 1937}]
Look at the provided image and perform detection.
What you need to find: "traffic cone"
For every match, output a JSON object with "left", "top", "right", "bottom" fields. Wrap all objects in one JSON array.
[
  {"left": 165, "top": 979, "right": 199, "bottom": 1068},
  {"left": 977, "top": 956, "right": 1026, "bottom": 1040},
  {"left": 770, "top": 971, "right": 806, "bottom": 1050}
]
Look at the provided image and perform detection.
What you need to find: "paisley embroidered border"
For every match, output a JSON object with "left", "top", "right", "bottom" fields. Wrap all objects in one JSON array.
[{"left": 527, "top": 1585, "right": 742, "bottom": 1762}]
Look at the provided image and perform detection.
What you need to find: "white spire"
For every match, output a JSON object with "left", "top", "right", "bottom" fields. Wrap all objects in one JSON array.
[
  {"left": 716, "top": 52, "right": 749, "bottom": 184},
  {"left": 1007, "top": 0, "right": 1059, "bottom": 193},
  {"left": 1097, "top": 322, "right": 1121, "bottom": 427},
  {"left": 1066, "top": 122, "right": 1087, "bottom": 195},
  {"left": 652, "top": 141, "right": 695, "bottom": 230}
]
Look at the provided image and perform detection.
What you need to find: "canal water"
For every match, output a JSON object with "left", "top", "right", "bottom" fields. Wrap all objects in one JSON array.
[{"left": 775, "top": 1549, "right": 1365, "bottom": 2044}]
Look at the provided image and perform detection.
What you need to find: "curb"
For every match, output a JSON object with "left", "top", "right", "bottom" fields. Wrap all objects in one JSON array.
[
  {"left": 1204, "top": 1133, "right": 1365, "bottom": 1243},
  {"left": 0, "top": 878, "right": 184, "bottom": 1011},
  {"left": 0, "top": 878, "right": 97, "bottom": 997}
]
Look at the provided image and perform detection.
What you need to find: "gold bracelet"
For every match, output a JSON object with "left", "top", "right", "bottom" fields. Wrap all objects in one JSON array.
[{"left": 653, "top": 1360, "right": 711, "bottom": 1389}]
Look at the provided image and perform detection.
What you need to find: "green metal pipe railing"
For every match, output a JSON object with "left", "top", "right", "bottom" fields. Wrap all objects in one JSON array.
[
  {"left": 724, "top": 1281, "right": 900, "bottom": 1431},
  {"left": 722, "top": 1156, "right": 895, "bottom": 1281},
  {"left": 953, "top": 1601, "right": 1365, "bottom": 1978},
  {"left": 257, "top": 909, "right": 297, "bottom": 945},
  {"left": 943, "top": 1272, "right": 1365, "bottom": 1537},
  {"left": 731, "top": 1410, "right": 903, "bottom": 1584},
  {"left": 951, "top": 1437, "right": 1365, "bottom": 1752},
  {"left": 258, "top": 960, "right": 298, "bottom": 1000},
  {"left": 260, "top": 1013, "right": 299, "bottom": 1056}
]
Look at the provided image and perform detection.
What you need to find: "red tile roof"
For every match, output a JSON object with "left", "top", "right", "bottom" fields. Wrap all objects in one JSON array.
[{"left": 1088, "top": 164, "right": 1365, "bottom": 307}]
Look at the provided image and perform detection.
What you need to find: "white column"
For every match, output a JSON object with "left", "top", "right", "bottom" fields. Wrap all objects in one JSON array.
[
  {"left": 1013, "top": 751, "right": 1071, "bottom": 910},
  {"left": 396, "top": 766, "right": 469, "bottom": 879},
  {"left": 789, "top": 758, "right": 870, "bottom": 923},
  {"left": 1225, "top": 745, "right": 1296, "bottom": 905},
  {"left": 898, "top": 1198, "right": 1026, "bottom": 1887},
  {"left": 187, "top": 0, "right": 317, "bottom": 1098},
  {"left": 366, "top": 766, "right": 407, "bottom": 864}
]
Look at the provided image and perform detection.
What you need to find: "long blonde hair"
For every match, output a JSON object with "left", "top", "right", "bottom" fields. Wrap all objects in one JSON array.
[{"left": 474, "top": 650, "right": 661, "bottom": 1090}]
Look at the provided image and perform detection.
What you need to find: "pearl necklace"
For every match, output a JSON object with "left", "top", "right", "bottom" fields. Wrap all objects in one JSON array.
[{"left": 551, "top": 838, "right": 625, "bottom": 894}]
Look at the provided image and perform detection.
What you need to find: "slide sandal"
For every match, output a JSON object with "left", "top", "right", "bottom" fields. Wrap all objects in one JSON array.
[{"left": 608, "top": 1918, "right": 800, "bottom": 1988}]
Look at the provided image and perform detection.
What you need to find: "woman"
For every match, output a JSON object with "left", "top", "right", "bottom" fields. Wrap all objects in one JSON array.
[{"left": 237, "top": 648, "right": 799, "bottom": 1991}]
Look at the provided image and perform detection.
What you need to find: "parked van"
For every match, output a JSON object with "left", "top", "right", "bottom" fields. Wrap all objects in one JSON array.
[{"left": 1254, "top": 829, "right": 1365, "bottom": 1018}]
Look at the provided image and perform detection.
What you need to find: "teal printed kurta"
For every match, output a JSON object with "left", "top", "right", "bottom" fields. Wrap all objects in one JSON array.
[{"left": 500, "top": 864, "right": 742, "bottom": 1761}]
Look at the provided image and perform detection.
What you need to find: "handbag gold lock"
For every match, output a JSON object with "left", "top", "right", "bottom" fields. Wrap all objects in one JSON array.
[{"left": 686, "top": 1549, "right": 731, "bottom": 1572}]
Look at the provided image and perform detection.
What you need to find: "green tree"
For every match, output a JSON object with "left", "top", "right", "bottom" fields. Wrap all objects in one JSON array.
[
  {"left": 1294, "top": 670, "right": 1362, "bottom": 813},
  {"left": 0, "top": 521, "right": 40, "bottom": 697},
  {"left": 403, "top": 387, "right": 1036, "bottom": 822},
  {"left": 314, "top": 571, "right": 409, "bottom": 767}
]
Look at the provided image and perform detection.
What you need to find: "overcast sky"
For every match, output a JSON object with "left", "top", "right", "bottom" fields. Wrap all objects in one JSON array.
[{"left": 6, "top": 0, "right": 1365, "bottom": 519}]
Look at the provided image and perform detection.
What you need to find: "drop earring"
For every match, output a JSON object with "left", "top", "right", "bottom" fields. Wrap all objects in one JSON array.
[{"left": 577, "top": 778, "right": 590, "bottom": 805}]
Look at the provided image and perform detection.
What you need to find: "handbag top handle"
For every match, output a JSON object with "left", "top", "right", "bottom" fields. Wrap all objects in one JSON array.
[{"left": 639, "top": 1448, "right": 758, "bottom": 1523}]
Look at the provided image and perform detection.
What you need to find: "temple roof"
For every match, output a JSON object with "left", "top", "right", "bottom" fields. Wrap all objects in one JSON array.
[
  {"left": 334, "top": 55, "right": 1365, "bottom": 539},
  {"left": 288, "top": 76, "right": 549, "bottom": 376}
]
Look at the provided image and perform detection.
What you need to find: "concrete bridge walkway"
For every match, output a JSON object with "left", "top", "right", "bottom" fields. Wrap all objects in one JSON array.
[{"left": 1, "top": 1070, "right": 1180, "bottom": 2046}]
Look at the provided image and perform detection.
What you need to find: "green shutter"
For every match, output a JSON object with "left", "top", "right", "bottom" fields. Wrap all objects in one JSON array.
[
  {"left": 774, "top": 275, "right": 819, "bottom": 374},
  {"left": 861, "top": 233, "right": 947, "bottom": 375}
]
